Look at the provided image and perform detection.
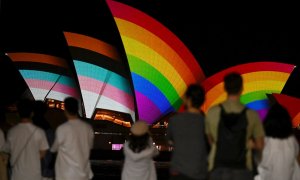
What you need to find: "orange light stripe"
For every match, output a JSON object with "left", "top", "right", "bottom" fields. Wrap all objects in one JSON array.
[
  {"left": 8, "top": 53, "right": 68, "bottom": 68},
  {"left": 64, "top": 32, "right": 120, "bottom": 61}
]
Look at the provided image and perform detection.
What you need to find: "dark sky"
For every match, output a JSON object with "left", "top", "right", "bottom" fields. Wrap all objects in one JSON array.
[{"left": 0, "top": 0, "right": 299, "bottom": 106}]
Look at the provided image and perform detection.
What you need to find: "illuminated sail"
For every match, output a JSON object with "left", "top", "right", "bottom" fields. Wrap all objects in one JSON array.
[
  {"left": 7, "top": 52, "right": 80, "bottom": 102},
  {"left": 64, "top": 32, "right": 135, "bottom": 120},
  {"left": 202, "top": 62, "right": 295, "bottom": 120},
  {"left": 107, "top": 0, "right": 205, "bottom": 123}
]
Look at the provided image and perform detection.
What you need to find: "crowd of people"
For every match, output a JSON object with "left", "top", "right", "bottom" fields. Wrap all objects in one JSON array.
[
  {"left": 123, "top": 73, "right": 300, "bottom": 180},
  {"left": 0, "top": 72, "right": 300, "bottom": 180},
  {"left": 0, "top": 97, "right": 94, "bottom": 180}
]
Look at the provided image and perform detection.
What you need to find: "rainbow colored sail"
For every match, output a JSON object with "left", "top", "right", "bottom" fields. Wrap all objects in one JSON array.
[
  {"left": 107, "top": 0, "right": 205, "bottom": 123},
  {"left": 202, "top": 62, "right": 295, "bottom": 119},
  {"left": 64, "top": 32, "right": 135, "bottom": 120},
  {"left": 272, "top": 93, "right": 300, "bottom": 127},
  {"left": 7, "top": 53, "right": 80, "bottom": 101}
]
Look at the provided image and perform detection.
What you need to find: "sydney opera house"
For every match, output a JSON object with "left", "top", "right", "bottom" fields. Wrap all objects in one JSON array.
[{"left": 1, "top": 0, "right": 300, "bottom": 179}]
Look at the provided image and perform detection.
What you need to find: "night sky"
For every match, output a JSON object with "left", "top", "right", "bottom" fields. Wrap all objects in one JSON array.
[{"left": 0, "top": 0, "right": 299, "bottom": 107}]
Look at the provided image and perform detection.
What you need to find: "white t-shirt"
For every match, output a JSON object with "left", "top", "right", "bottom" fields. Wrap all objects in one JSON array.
[
  {"left": 0, "top": 129, "right": 5, "bottom": 151},
  {"left": 122, "top": 138, "right": 159, "bottom": 180},
  {"left": 255, "top": 136, "right": 300, "bottom": 180},
  {"left": 6, "top": 123, "right": 49, "bottom": 180},
  {"left": 51, "top": 119, "right": 94, "bottom": 180}
]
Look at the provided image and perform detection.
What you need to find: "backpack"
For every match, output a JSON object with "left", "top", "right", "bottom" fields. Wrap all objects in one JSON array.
[{"left": 214, "top": 104, "right": 248, "bottom": 169}]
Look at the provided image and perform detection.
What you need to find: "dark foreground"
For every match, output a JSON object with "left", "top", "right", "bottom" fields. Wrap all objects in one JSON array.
[
  {"left": 91, "top": 160, "right": 170, "bottom": 180},
  {"left": 91, "top": 150, "right": 171, "bottom": 180}
]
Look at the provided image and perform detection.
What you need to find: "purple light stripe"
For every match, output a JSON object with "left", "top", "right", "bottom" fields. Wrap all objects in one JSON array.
[
  {"left": 257, "top": 109, "right": 269, "bottom": 121},
  {"left": 135, "top": 91, "right": 162, "bottom": 124}
]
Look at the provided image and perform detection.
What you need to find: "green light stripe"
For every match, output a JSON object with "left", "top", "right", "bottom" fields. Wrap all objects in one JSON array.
[
  {"left": 127, "top": 54, "right": 182, "bottom": 109},
  {"left": 241, "top": 90, "right": 281, "bottom": 104}
]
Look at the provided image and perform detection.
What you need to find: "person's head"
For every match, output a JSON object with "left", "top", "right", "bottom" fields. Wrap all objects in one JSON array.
[
  {"left": 33, "top": 100, "right": 48, "bottom": 117},
  {"left": 17, "top": 98, "right": 34, "bottom": 119},
  {"left": 64, "top": 97, "right": 79, "bottom": 118},
  {"left": 224, "top": 73, "right": 243, "bottom": 96},
  {"left": 128, "top": 121, "right": 150, "bottom": 153},
  {"left": 33, "top": 100, "right": 50, "bottom": 130},
  {"left": 263, "top": 103, "right": 293, "bottom": 139},
  {"left": 184, "top": 84, "right": 205, "bottom": 109}
]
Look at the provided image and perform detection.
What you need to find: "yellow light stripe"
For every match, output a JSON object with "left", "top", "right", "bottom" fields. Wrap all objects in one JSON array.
[
  {"left": 115, "top": 18, "right": 196, "bottom": 83},
  {"left": 205, "top": 71, "right": 290, "bottom": 106},
  {"left": 121, "top": 35, "right": 187, "bottom": 96},
  {"left": 204, "top": 80, "right": 287, "bottom": 112}
]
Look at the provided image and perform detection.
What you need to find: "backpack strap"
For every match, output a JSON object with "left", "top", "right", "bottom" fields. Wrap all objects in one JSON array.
[
  {"left": 11, "top": 127, "right": 38, "bottom": 167},
  {"left": 219, "top": 104, "right": 248, "bottom": 115}
]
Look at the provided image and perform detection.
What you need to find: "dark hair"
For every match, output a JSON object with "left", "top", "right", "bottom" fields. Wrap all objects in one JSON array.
[
  {"left": 185, "top": 84, "right": 205, "bottom": 108},
  {"left": 224, "top": 73, "right": 243, "bottom": 95},
  {"left": 128, "top": 133, "right": 150, "bottom": 153},
  {"left": 33, "top": 100, "right": 50, "bottom": 130},
  {"left": 33, "top": 100, "right": 48, "bottom": 116},
  {"left": 64, "top": 97, "right": 79, "bottom": 115},
  {"left": 17, "top": 99, "right": 34, "bottom": 119},
  {"left": 263, "top": 103, "right": 293, "bottom": 139}
]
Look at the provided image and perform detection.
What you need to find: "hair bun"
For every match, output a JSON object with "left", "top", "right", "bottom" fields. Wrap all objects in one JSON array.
[{"left": 130, "top": 121, "right": 149, "bottom": 136}]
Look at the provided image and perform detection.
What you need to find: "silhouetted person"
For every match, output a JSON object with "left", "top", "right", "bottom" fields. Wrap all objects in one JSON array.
[
  {"left": 5, "top": 99, "right": 49, "bottom": 180},
  {"left": 51, "top": 97, "right": 94, "bottom": 180},
  {"left": 33, "top": 100, "right": 55, "bottom": 180},
  {"left": 33, "top": 101, "right": 50, "bottom": 131},
  {"left": 206, "top": 73, "right": 265, "bottom": 180},
  {"left": 0, "top": 128, "right": 8, "bottom": 180},
  {"left": 0, "top": 108, "right": 8, "bottom": 180},
  {"left": 0, "top": 129, "right": 4, "bottom": 151},
  {"left": 122, "top": 121, "right": 159, "bottom": 180},
  {"left": 255, "top": 103, "right": 300, "bottom": 180},
  {"left": 167, "top": 84, "right": 208, "bottom": 180}
]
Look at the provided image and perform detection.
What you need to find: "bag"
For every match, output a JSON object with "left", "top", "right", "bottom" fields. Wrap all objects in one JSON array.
[
  {"left": 214, "top": 104, "right": 248, "bottom": 169},
  {"left": 11, "top": 128, "right": 37, "bottom": 167},
  {"left": 41, "top": 150, "right": 56, "bottom": 178},
  {"left": 41, "top": 128, "right": 56, "bottom": 178}
]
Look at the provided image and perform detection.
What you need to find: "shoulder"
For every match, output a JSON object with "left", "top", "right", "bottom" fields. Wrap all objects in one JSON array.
[
  {"left": 123, "top": 141, "right": 129, "bottom": 150},
  {"left": 30, "top": 124, "right": 46, "bottom": 135},
  {"left": 206, "top": 105, "right": 221, "bottom": 119},
  {"left": 56, "top": 122, "right": 70, "bottom": 132},
  {"left": 34, "top": 125, "right": 45, "bottom": 133},
  {"left": 79, "top": 119, "right": 93, "bottom": 129},
  {"left": 169, "top": 113, "right": 180, "bottom": 123},
  {"left": 246, "top": 109, "right": 261, "bottom": 121},
  {"left": 171, "top": 112, "right": 204, "bottom": 119},
  {"left": 289, "top": 135, "right": 299, "bottom": 146},
  {"left": 7, "top": 124, "right": 21, "bottom": 135},
  {"left": 123, "top": 142, "right": 131, "bottom": 153},
  {"left": 207, "top": 105, "right": 221, "bottom": 114},
  {"left": 169, "top": 113, "right": 190, "bottom": 122},
  {"left": 246, "top": 108, "right": 258, "bottom": 115},
  {"left": 170, "top": 113, "right": 184, "bottom": 120}
]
